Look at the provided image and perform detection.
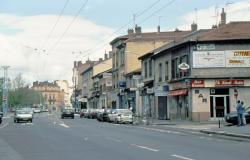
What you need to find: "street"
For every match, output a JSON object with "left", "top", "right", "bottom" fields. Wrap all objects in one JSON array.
[{"left": 0, "top": 113, "right": 249, "bottom": 160}]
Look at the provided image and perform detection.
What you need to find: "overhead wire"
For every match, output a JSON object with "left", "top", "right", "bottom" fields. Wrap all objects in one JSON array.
[
  {"left": 80, "top": 0, "right": 163, "bottom": 58},
  {"left": 39, "top": 0, "right": 70, "bottom": 54},
  {"left": 80, "top": 0, "right": 176, "bottom": 60},
  {"left": 48, "top": 0, "right": 89, "bottom": 54}
]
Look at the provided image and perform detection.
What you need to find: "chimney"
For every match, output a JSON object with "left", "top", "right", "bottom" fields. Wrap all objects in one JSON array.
[
  {"left": 220, "top": 8, "right": 226, "bottom": 26},
  {"left": 157, "top": 25, "right": 160, "bottom": 33},
  {"left": 191, "top": 22, "right": 198, "bottom": 32},
  {"left": 127, "top": 28, "right": 134, "bottom": 35},
  {"left": 135, "top": 25, "right": 142, "bottom": 34}
]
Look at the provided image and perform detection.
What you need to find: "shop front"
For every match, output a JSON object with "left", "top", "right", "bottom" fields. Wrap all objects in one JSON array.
[{"left": 191, "top": 79, "right": 250, "bottom": 121}]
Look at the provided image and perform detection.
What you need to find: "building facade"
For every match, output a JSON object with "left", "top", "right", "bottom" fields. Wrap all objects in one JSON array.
[
  {"left": 110, "top": 25, "right": 191, "bottom": 110},
  {"left": 32, "top": 81, "right": 64, "bottom": 111},
  {"left": 141, "top": 21, "right": 250, "bottom": 121}
]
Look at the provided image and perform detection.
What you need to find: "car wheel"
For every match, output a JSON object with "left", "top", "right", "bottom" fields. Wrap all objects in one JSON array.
[
  {"left": 30, "top": 119, "right": 33, "bottom": 123},
  {"left": 72, "top": 116, "right": 74, "bottom": 119},
  {"left": 61, "top": 116, "right": 64, "bottom": 119}
]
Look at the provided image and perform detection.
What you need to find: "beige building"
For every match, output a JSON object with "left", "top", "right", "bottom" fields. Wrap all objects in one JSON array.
[
  {"left": 55, "top": 80, "right": 70, "bottom": 106},
  {"left": 32, "top": 81, "right": 64, "bottom": 111},
  {"left": 110, "top": 25, "right": 192, "bottom": 110},
  {"left": 89, "top": 54, "right": 112, "bottom": 109}
]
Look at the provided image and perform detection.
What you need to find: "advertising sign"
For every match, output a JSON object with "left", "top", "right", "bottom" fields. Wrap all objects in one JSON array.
[
  {"left": 215, "top": 80, "right": 244, "bottom": 87},
  {"left": 191, "top": 80, "right": 205, "bottom": 88},
  {"left": 225, "top": 50, "right": 250, "bottom": 67},
  {"left": 193, "top": 51, "right": 225, "bottom": 68}
]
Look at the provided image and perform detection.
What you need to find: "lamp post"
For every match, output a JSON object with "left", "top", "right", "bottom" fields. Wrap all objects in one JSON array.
[{"left": 1, "top": 66, "right": 10, "bottom": 114}]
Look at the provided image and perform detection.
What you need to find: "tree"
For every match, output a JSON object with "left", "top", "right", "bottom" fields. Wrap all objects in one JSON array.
[{"left": 8, "top": 74, "right": 44, "bottom": 109}]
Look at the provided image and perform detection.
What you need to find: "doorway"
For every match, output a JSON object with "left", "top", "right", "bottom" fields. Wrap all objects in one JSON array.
[{"left": 210, "top": 96, "right": 229, "bottom": 118}]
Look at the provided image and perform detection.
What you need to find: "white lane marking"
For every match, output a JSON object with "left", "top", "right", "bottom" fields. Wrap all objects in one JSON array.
[
  {"left": 106, "top": 137, "right": 122, "bottom": 143},
  {"left": 0, "top": 123, "right": 9, "bottom": 129},
  {"left": 171, "top": 154, "right": 195, "bottom": 160},
  {"left": 2, "top": 116, "right": 11, "bottom": 119},
  {"left": 130, "top": 144, "right": 159, "bottom": 152},
  {"left": 59, "top": 123, "right": 69, "bottom": 128}
]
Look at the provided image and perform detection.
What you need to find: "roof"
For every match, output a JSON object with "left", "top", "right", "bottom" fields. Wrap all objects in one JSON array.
[
  {"left": 110, "top": 35, "right": 129, "bottom": 45},
  {"left": 151, "top": 21, "right": 250, "bottom": 58},
  {"left": 150, "top": 29, "right": 210, "bottom": 58},
  {"left": 198, "top": 21, "right": 250, "bottom": 41},
  {"left": 125, "top": 68, "right": 142, "bottom": 77},
  {"left": 125, "top": 30, "right": 192, "bottom": 43},
  {"left": 110, "top": 30, "right": 192, "bottom": 45}
]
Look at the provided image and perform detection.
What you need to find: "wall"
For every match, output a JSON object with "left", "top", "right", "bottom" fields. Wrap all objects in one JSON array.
[
  {"left": 125, "top": 40, "right": 168, "bottom": 74},
  {"left": 93, "top": 59, "right": 112, "bottom": 77},
  {"left": 191, "top": 42, "right": 250, "bottom": 78}
]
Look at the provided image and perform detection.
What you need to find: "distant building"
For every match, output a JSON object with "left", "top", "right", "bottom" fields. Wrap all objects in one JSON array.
[
  {"left": 55, "top": 80, "right": 70, "bottom": 106},
  {"left": 32, "top": 81, "right": 64, "bottom": 111}
]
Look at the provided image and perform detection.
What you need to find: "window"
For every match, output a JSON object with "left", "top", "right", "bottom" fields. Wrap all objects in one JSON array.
[
  {"left": 144, "top": 61, "right": 147, "bottom": 78},
  {"left": 149, "top": 59, "right": 152, "bottom": 77},
  {"left": 165, "top": 61, "right": 169, "bottom": 81},
  {"left": 158, "top": 63, "right": 162, "bottom": 82},
  {"left": 171, "top": 58, "right": 179, "bottom": 79}
]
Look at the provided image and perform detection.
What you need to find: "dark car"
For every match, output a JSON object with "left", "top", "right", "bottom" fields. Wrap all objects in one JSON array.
[
  {"left": 97, "top": 109, "right": 111, "bottom": 122},
  {"left": 80, "top": 109, "right": 87, "bottom": 118},
  {"left": 61, "top": 108, "right": 74, "bottom": 119},
  {"left": 225, "top": 107, "right": 250, "bottom": 125},
  {"left": 0, "top": 112, "right": 3, "bottom": 124}
]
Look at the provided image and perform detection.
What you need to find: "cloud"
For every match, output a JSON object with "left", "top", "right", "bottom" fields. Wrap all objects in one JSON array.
[
  {"left": 0, "top": 14, "right": 115, "bottom": 85},
  {"left": 177, "top": 0, "right": 250, "bottom": 30}
]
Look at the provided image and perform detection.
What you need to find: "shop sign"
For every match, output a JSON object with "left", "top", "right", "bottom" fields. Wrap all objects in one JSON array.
[
  {"left": 168, "top": 89, "right": 188, "bottom": 96},
  {"left": 178, "top": 63, "right": 190, "bottom": 70},
  {"left": 225, "top": 50, "right": 250, "bottom": 67},
  {"left": 215, "top": 80, "right": 244, "bottom": 87},
  {"left": 132, "top": 75, "right": 141, "bottom": 80},
  {"left": 155, "top": 91, "right": 167, "bottom": 96},
  {"left": 191, "top": 80, "right": 205, "bottom": 88},
  {"left": 171, "top": 82, "right": 187, "bottom": 90},
  {"left": 146, "top": 88, "right": 154, "bottom": 94},
  {"left": 196, "top": 44, "right": 215, "bottom": 51},
  {"left": 103, "top": 72, "right": 112, "bottom": 78},
  {"left": 119, "top": 81, "right": 126, "bottom": 88}
]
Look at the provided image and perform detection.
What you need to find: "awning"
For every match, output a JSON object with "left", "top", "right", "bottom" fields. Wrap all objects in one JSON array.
[
  {"left": 168, "top": 89, "right": 188, "bottom": 96},
  {"left": 78, "top": 98, "right": 87, "bottom": 103}
]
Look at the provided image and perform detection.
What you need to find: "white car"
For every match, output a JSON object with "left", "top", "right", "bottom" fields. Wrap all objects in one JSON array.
[
  {"left": 108, "top": 109, "right": 133, "bottom": 124},
  {"left": 14, "top": 110, "right": 33, "bottom": 123},
  {"left": 33, "top": 108, "right": 41, "bottom": 113}
]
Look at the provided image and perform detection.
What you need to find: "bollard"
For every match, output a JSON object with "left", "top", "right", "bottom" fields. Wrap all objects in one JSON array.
[{"left": 218, "top": 119, "right": 221, "bottom": 128}]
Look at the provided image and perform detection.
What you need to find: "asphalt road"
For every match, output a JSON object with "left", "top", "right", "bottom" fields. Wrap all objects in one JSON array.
[{"left": 0, "top": 113, "right": 250, "bottom": 160}]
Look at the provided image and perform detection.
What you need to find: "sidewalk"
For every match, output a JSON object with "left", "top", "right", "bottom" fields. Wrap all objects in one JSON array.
[{"left": 135, "top": 118, "right": 250, "bottom": 139}]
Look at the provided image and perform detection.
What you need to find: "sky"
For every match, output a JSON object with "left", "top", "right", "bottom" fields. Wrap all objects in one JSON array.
[{"left": 0, "top": 0, "right": 250, "bottom": 86}]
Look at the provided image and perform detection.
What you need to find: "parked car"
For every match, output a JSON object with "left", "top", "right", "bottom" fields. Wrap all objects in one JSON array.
[
  {"left": 108, "top": 109, "right": 133, "bottom": 124},
  {"left": 80, "top": 109, "right": 88, "bottom": 118},
  {"left": 14, "top": 110, "right": 33, "bottom": 123},
  {"left": 97, "top": 109, "right": 112, "bottom": 122},
  {"left": 61, "top": 108, "right": 74, "bottom": 119},
  {"left": 0, "top": 111, "right": 3, "bottom": 124},
  {"left": 88, "top": 109, "right": 98, "bottom": 119},
  {"left": 225, "top": 107, "right": 250, "bottom": 125}
]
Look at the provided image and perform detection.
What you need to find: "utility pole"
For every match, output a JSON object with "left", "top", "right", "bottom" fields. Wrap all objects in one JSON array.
[
  {"left": 2, "top": 66, "right": 10, "bottom": 114},
  {"left": 74, "top": 76, "right": 77, "bottom": 109}
]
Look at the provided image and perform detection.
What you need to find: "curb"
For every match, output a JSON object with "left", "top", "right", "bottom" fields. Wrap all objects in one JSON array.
[{"left": 200, "top": 130, "right": 250, "bottom": 139}]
